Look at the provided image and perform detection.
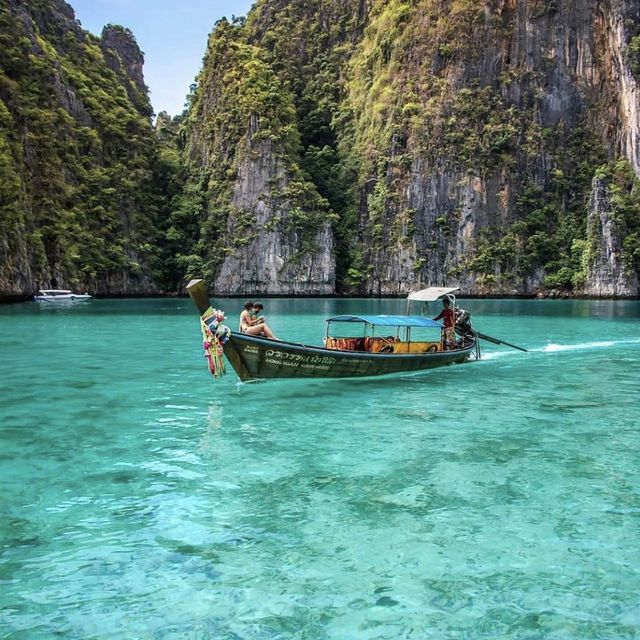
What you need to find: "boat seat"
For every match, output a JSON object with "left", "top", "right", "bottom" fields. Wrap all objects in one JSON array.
[
  {"left": 381, "top": 341, "right": 441, "bottom": 354},
  {"left": 326, "top": 336, "right": 408, "bottom": 352},
  {"left": 367, "top": 337, "right": 400, "bottom": 352},
  {"left": 325, "top": 337, "right": 365, "bottom": 351}
]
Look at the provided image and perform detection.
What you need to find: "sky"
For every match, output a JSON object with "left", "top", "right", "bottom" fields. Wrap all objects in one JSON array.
[{"left": 69, "top": 0, "right": 255, "bottom": 117}]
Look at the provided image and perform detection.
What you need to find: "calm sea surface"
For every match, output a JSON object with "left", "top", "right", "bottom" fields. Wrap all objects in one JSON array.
[{"left": 1, "top": 297, "right": 639, "bottom": 639}]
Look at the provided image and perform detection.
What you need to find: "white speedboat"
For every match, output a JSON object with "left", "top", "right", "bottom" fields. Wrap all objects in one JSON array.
[{"left": 33, "top": 289, "right": 92, "bottom": 302}]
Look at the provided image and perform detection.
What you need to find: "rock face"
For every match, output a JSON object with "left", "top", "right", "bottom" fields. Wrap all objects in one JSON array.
[
  {"left": 584, "top": 177, "right": 639, "bottom": 296},
  {"left": 601, "top": 3, "right": 640, "bottom": 177},
  {"left": 100, "top": 24, "right": 153, "bottom": 117},
  {"left": 100, "top": 25, "right": 146, "bottom": 94},
  {"left": 184, "top": 18, "right": 336, "bottom": 295},
  {"left": 187, "top": 0, "right": 639, "bottom": 297},
  {"left": 352, "top": 0, "right": 640, "bottom": 296},
  {"left": 0, "top": 0, "right": 163, "bottom": 297},
  {"left": 214, "top": 140, "right": 335, "bottom": 294}
]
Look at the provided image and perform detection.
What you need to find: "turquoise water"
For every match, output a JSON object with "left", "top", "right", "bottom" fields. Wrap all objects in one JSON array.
[{"left": 1, "top": 297, "right": 639, "bottom": 639}]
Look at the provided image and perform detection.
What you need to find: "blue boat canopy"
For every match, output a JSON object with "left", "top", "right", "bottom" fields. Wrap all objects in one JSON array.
[{"left": 326, "top": 314, "right": 442, "bottom": 328}]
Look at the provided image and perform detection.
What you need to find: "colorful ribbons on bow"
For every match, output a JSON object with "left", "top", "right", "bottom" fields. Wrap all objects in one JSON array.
[{"left": 200, "top": 307, "right": 231, "bottom": 378}]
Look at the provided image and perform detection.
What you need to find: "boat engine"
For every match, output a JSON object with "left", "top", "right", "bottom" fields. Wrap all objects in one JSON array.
[{"left": 454, "top": 307, "right": 474, "bottom": 339}]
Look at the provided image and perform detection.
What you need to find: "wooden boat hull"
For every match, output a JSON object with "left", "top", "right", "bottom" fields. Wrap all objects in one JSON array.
[{"left": 223, "top": 332, "right": 475, "bottom": 381}]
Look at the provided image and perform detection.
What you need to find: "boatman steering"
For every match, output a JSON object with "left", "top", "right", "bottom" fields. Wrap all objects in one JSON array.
[{"left": 433, "top": 298, "right": 455, "bottom": 350}]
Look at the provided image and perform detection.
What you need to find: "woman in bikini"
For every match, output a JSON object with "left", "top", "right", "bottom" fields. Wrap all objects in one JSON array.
[{"left": 239, "top": 301, "right": 279, "bottom": 340}]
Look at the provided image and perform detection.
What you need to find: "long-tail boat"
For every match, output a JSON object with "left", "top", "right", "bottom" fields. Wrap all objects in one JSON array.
[{"left": 186, "top": 279, "right": 482, "bottom": 382}]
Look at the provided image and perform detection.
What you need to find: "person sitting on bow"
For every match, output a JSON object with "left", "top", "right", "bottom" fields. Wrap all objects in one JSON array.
[{"left": 239, "top": 301, "right": 279, "bottom": 340}]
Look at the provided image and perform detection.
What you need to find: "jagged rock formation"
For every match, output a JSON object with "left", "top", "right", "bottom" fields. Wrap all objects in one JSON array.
[
  {"left": 100, "top": 24, "right": 152, "bottom": 118},
  {"left": 584, "top": 176, "right": 637, "bottom": 296},
  {"left": 0, "top": 0, "right": 163, "bottom": 297}
]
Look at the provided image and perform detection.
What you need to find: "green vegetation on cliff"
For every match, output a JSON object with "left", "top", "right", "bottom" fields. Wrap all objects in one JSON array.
[
  {"left": 594, "top": 159, "right": 640, "bottom": 273},
  {"left": 182, "top": 0, "right": 635, "bottom": 295},
  {"left": 0, "top": 0, "right": 164, "bottom": 294},
  {"left": 331, "top": 0, "right": 630, "bottom": 294},
  {"left": 174, "top": 15, "right": 339, "bottom": 286},
  {"left": 1, "top": 0, "right": 638, "bottom": 297}
]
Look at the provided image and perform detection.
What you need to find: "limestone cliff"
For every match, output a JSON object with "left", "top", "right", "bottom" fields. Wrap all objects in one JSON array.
[
  {"left": 0, "top": 0, "right": 163, "bottom": 297},
  {"left": 181, "top": 18, "right": 336, "bottom": 295},
  {"left": 2, "top": 0, "right": 639, "bottom": 298},
  {"left": 213, "top": 138, "right": 335, "bottom": 294},
  {"left": 584, "top": 176, "right": 637, "bottom": 296},
  {"left": 342, "top": 0, "right": 640, "bottom": 296},
  {"left": 186, "top": 0, "right": 639, "bottom": 297}
]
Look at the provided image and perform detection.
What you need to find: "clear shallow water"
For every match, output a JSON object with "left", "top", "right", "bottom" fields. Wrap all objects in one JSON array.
[{"left": 1, "top": 297, "right": 639, "bottom": 639}]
